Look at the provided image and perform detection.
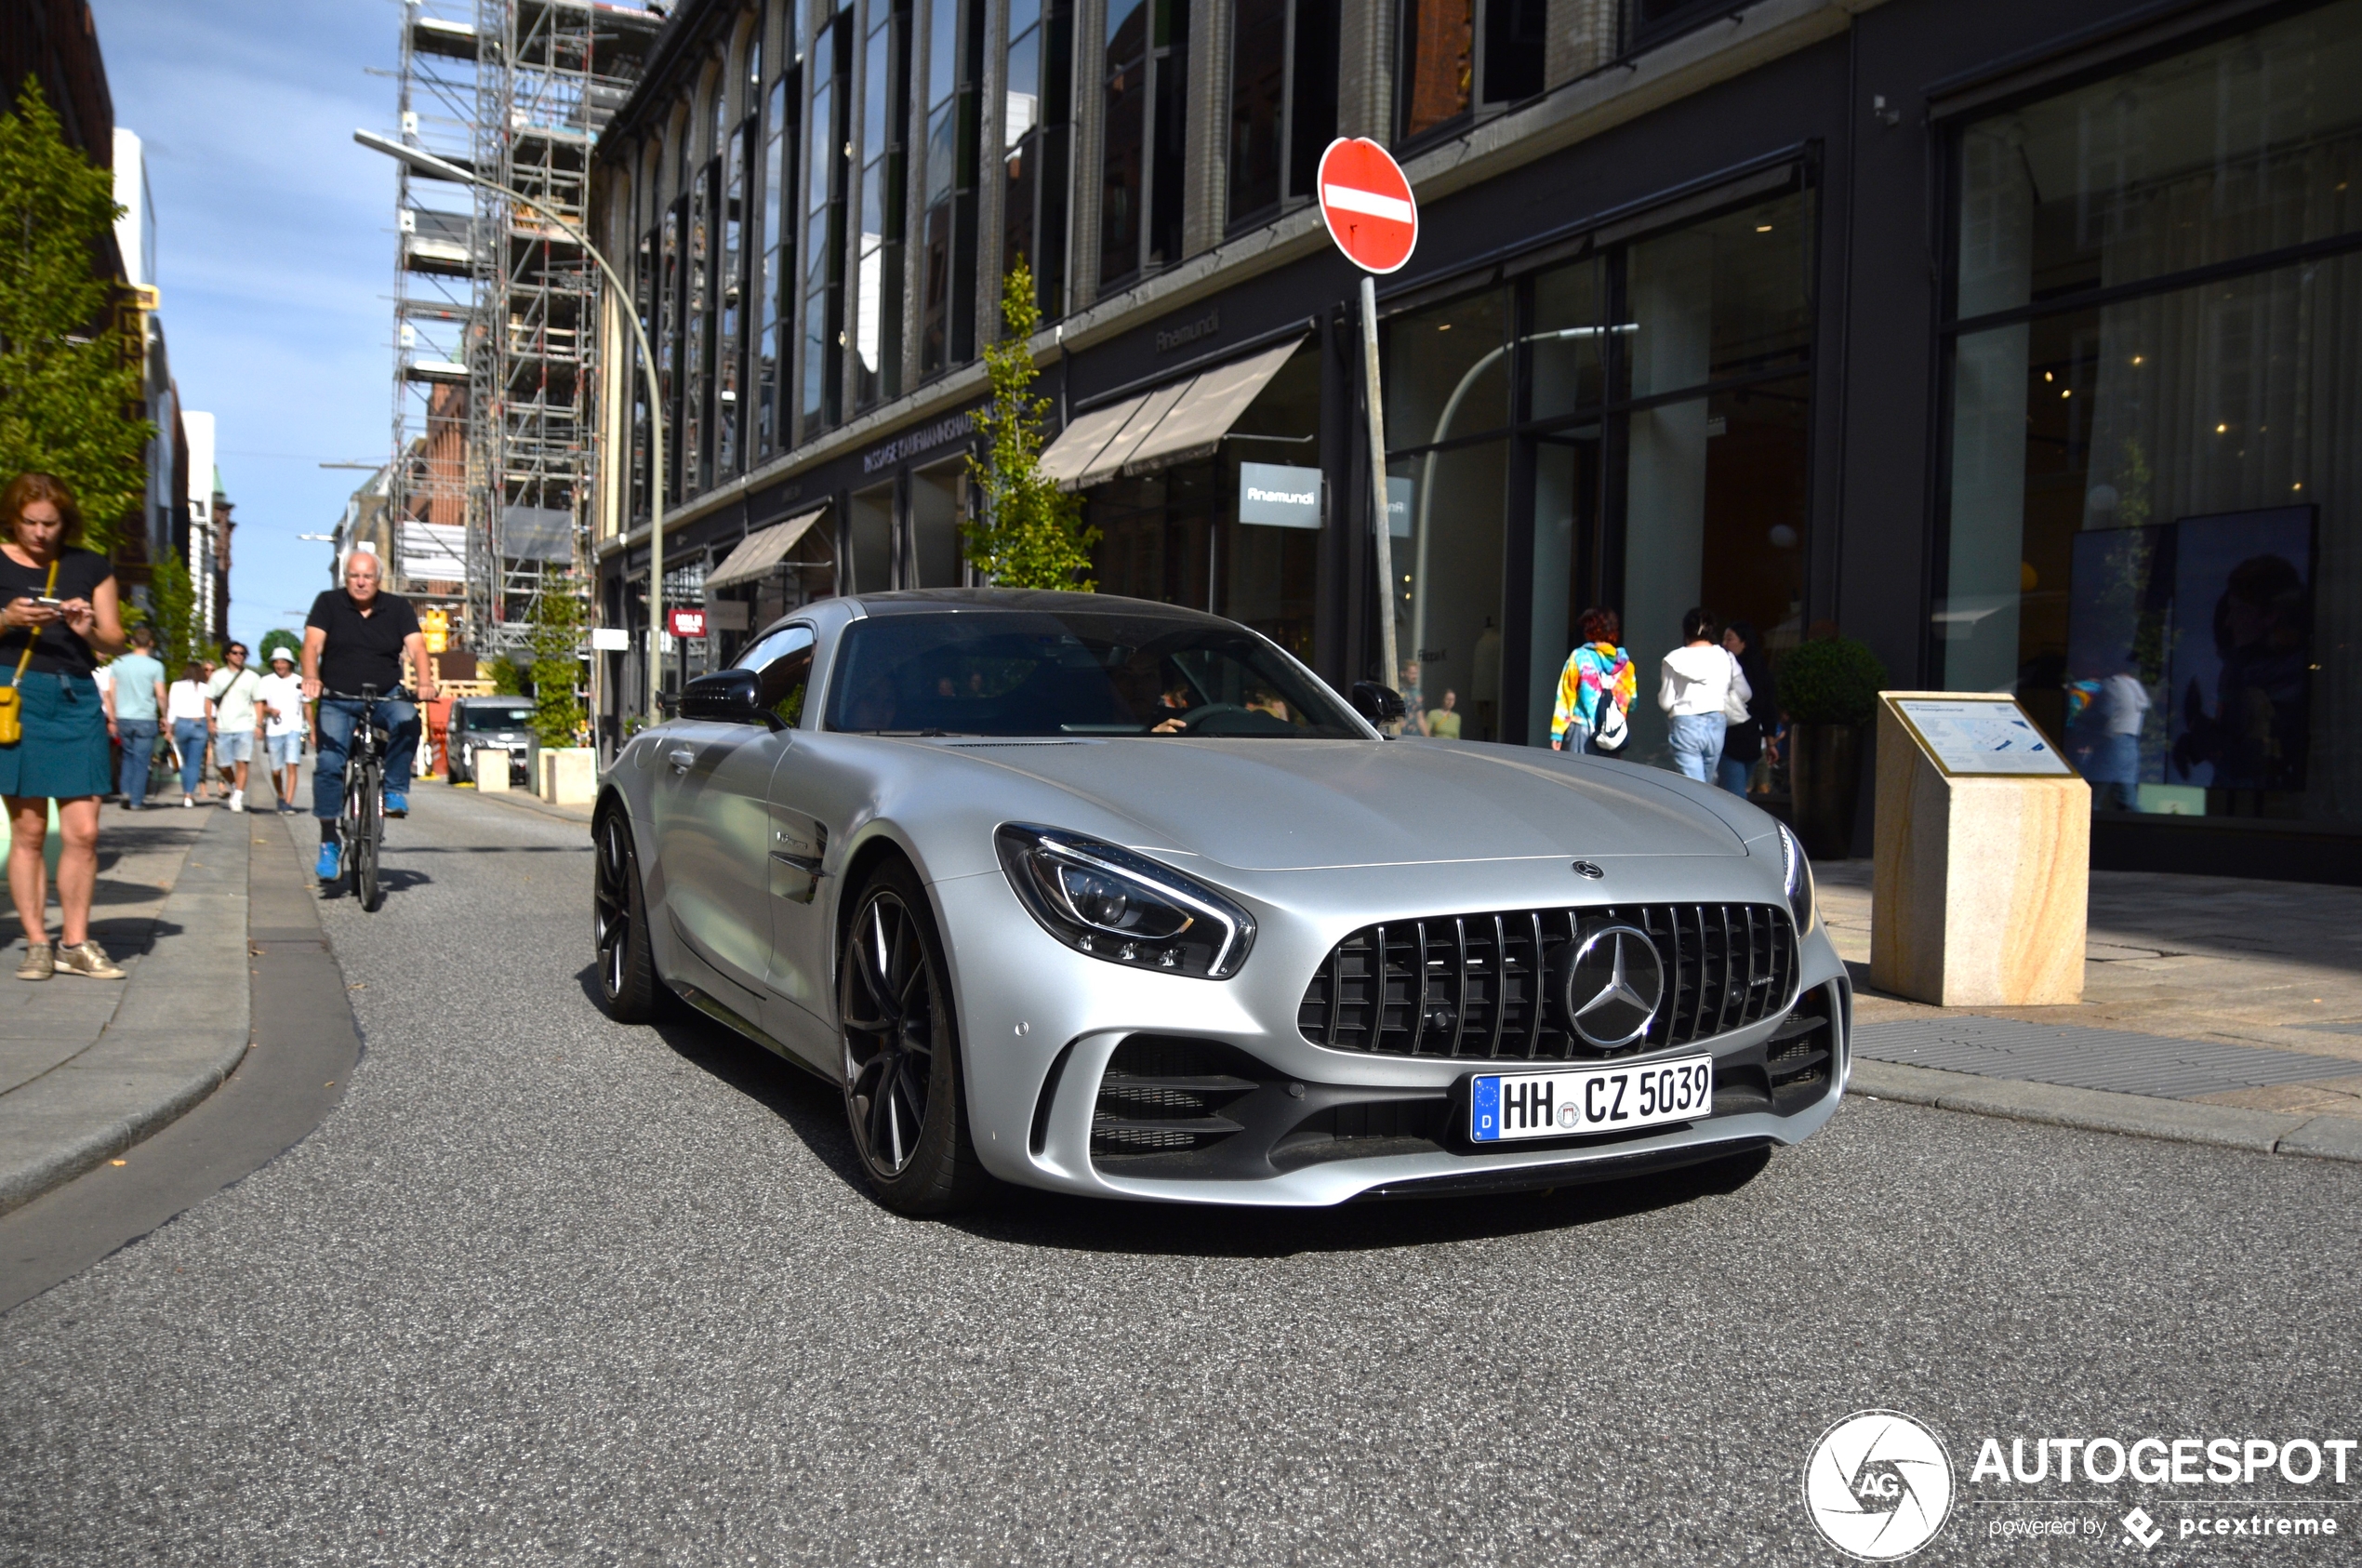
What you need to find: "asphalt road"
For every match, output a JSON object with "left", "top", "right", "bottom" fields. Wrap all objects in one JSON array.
[{"left": 5, "top": 784, "right": 2358, "bottom": 1566}]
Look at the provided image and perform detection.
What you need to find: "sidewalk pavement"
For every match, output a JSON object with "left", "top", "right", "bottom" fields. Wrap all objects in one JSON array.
[
  {"left": 0, "top": 807, "right": 252, "bottom": 1213},
  {"left": 1816, "top": 859, "right": 2362, "bottom": 1159}
]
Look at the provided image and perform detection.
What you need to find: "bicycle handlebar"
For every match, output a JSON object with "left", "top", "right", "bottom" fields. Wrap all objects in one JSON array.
[{"left": 319, "top": 687, "right": 415, "bottom": 703}]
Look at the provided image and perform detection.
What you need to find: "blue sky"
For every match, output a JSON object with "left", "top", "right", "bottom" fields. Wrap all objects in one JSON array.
[{"left": 92, "top": 0, "right": 398, "bottom": 652}]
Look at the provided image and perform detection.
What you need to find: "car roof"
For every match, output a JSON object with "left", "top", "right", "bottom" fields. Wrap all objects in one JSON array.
[{"left": 847, "top": 588, "right": 1231, "bottom": 626}]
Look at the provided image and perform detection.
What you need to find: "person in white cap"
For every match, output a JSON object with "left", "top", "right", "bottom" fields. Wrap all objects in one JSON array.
[{"left": 255, "top": 646, "right": 307, "bottom": 813}]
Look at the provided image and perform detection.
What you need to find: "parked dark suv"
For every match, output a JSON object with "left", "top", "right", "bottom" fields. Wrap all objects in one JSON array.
[{"left": 448, "top": 698, "right": 537, "bottom": 788}]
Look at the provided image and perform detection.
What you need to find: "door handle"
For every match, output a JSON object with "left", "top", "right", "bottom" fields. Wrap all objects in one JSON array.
[{"left": 666, "top": 748, "right": 695, "bottom": 773}]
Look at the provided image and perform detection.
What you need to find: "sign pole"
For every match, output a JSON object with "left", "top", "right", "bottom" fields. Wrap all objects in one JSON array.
[{"left": 1359, "top": 274, "right": 1399, "bottom": 704}]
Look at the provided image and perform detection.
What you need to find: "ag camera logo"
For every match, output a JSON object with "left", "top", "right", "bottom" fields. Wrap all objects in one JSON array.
[{"left": 1803, "top": 1410, "right": 1956, "bottom": 1560}]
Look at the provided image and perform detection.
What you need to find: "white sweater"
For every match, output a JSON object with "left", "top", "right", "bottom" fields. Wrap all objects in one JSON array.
[{"left": 1658, "top": 643, "right": 1750, "bottom": 718}]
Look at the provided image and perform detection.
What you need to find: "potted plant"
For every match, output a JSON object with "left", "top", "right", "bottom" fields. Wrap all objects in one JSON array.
[{"left": 1779, "top": 636, "right": 1886, "bottom": 858}]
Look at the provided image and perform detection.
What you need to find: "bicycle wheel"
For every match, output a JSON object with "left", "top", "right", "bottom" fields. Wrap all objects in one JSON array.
[{"left": 353, "top": 761, "right": 383, "bottom": 911}]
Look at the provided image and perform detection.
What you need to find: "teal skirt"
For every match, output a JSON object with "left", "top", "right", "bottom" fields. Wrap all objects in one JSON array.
[{"left": 0, "top": 671, "right": 113, "bottom": 799}]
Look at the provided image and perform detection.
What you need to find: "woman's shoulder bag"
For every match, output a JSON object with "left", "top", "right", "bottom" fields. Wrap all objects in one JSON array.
[{"left": 0, "top": 560, "right": 60, "bottom": 746}]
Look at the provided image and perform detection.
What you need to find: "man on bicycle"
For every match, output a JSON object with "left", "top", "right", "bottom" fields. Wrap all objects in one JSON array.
[{"left": 300, "top": 549, "right": 435, "bottom": 881}]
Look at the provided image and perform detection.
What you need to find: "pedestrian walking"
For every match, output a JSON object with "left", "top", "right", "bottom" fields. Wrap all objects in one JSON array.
[
  {"left": 0, "top": 472, "right": 128, "bottom": 981},
  {"left": 106, "top": 627, "right": 167, "bottom": 809},
  {"left": 206, "top": 640, "right": 263, "bottom": 813},
  {"left": 1658, "top": 607, "right": 1750, "bottom": 784},
  {"left": 166, "top": 661, "right": 210, "bottom": 807},
  {"left": 257, "top": 648, "right": 306, "bottom": 812},
  {"left": 1717, "top": 619, "right": 1776, "bottom": 799},
  {"left": 1551, "top": 607, "right": 1634, "bottom": 754}
]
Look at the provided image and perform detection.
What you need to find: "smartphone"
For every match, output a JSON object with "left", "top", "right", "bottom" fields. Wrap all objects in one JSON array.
[{"left": 33, "top": 597, "right": 63, "bottom": 608}]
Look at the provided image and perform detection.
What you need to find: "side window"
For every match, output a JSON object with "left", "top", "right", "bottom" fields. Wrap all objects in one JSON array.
[{"left": 736, "top": 625, "right": 816, "bottom": 726}]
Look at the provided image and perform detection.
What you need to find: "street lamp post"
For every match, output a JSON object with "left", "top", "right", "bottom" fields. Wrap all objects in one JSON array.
[{"left": 354, "top": 127, "right": 668, "bottom": 724}]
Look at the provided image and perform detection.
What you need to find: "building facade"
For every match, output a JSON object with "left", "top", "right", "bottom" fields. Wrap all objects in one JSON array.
[{"left": 590, "top": 0, "right": 2362, "bottom": 881}]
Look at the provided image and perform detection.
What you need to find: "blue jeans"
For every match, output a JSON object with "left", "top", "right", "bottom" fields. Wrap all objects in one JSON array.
[
  {"left": 1717, "top": 754, "right": 1752, "bottom": 797},
  {"left": 312, "top": 697, "right": 418, "bottom": 821},
  {"left": 171, "top": 719, "right": 209, "bottom": 797},
  {"left": 1667, "top": 713, "right": 1725, "bottom": 783},
  {"left": 117, "top": 717, "right": 158, "bottom": 806}
]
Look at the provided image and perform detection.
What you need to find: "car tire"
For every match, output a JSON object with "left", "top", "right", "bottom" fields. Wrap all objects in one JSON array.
[
  {"left": 838, "top": 859, "right": 990, "bottom": 1216},
  {"left": 594, "top": 806, "right": 668, "bottom": 1023}
]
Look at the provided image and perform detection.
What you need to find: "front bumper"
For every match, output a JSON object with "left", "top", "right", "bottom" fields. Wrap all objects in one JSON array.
[{"left": 930, "top": 865, "right": 1851, "bottom": 1206}]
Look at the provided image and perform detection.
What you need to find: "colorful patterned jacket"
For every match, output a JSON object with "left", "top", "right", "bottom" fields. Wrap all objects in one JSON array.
[{"left": 1552, "top": 642, "right": 1635, "bottom": 745}]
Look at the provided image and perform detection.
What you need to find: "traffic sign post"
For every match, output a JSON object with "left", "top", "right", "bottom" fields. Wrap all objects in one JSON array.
[{"left": 1318, "top": 138, "right": 1418, "bottom": 716}]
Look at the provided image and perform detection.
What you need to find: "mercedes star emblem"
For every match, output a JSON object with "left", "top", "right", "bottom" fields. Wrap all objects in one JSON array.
[
  {"left": 1560, "top": 924, "right": 1665, "bottom": 1048},
  {"left": 1572, "top": 860, "right": 1605, "bottom": 880}
]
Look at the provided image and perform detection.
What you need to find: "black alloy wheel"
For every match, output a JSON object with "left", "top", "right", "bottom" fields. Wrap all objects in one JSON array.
[
  {"left": 838, "top": 861, "right": 989, "bottom": 1215},
  {"left": 593, "top": 807, "right": 666, "bottom": 1021}
]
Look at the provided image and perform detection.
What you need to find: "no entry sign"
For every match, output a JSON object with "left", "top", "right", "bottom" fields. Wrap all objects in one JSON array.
[{"left": 1318, "top": 138, "right": 1417, "bottom": 274}]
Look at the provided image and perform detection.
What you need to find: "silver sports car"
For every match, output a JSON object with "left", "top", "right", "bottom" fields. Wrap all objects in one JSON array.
[{"left": 593, "top": 589, "right": 1848, "bottom": 1214}]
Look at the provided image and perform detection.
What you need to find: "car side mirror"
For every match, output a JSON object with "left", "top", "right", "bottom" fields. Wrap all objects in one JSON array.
[
  {"left": 680, "top": 669, "right": 774, "bottom": 727},
  {"left": 1348, "top": 682, "right": 1409, "bottom": 728}
]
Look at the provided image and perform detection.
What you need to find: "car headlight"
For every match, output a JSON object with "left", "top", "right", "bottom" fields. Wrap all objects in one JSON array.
[
  {"left": 995, "top": 824, "right": 1256, "bottom": 979},
  {"left": 1776, "top": 821, "right": 1815, "bottom": 935}
]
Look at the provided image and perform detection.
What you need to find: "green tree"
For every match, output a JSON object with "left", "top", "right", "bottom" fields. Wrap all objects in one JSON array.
[
  {"left": 0, "top": 82, "right": 152, "bottom": 551},
  {"left": 962, "top": 259, "right": 1098, "bottom": 591},
  {"left": 147, "top": 544, "right": 196, "bottom": 673},
  {"left": 525, "top": 575, "right": 587, "bottom": 748},
  {"left": 487, "top": 654, "right": 532, "bottom": 698},
  {"left": 259, "top": 627, "right": 301, "bottom": 667}
]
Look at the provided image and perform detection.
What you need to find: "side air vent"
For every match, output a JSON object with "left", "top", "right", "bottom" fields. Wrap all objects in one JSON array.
[{"left": 1091, "top": 1036, "right": 1265, "bottom": 1160}]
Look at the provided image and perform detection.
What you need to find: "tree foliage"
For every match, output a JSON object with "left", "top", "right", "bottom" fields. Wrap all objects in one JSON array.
[
  {"left": 962, "top": 260, "right": 1098, "bottom": 591},
  {"left": 487, "top": 654, "right": 532, "bottom": 698},
  {"left": 146, "top": 545, "right": 197, "bottom": 673},
  {"left": 0, "top": 82, "right": 152, "bottom": 553},
  {"left": 259, "top": 627, "right": 301, "bottom": 667},
  {"left": 526, "top": 574, "right": 587, "bottom": 748}
]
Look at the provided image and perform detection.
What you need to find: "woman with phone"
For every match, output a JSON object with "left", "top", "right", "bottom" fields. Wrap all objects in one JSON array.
[{"left": 1, "top": 472, "right": 128, "bottom": 981}]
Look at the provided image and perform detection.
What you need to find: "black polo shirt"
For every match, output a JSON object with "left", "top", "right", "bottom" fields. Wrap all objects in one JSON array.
[{"left": 306, "top": 589, "right": 422, "bottom": 696}]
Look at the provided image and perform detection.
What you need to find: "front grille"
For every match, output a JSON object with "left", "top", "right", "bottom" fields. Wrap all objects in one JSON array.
[
  {"left": 1091, "top": 1036, "right": 1264, "bottom": 1159},
  {"left": 1298, "top": 903, "right": 1798, "bottom": 1061}
]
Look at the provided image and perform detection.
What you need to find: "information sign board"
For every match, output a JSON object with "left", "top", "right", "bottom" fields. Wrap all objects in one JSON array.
[{"left": 1892, "top": 698, "right": 2073, "bottom": 777}]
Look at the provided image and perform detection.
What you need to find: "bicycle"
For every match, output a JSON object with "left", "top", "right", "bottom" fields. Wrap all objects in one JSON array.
[{"left": 324, "top": 684, "right": 402, "bottom": 912}]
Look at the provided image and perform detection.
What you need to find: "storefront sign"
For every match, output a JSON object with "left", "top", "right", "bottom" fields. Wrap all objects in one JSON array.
[
  {"left": 861, "top": 413, "right": 975, "bottom": 473},
  {"left": 590, "top": 627, "right": 630, "bottom": 651},
  {"left": 666, "top": 607, "right": 709, "bottom": 639},
  {"left": 1387, "top": 477, "right": 1412, "bottom": 537},
  {"left": 1239, "top": 463, "right": 1322, "bottom": 528},
  {"left": 1156, "top": 306, "right": 1219, "bottom": 353}
]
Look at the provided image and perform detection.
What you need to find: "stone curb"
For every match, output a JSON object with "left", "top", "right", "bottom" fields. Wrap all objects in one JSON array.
[
  {"left": 1846, "top": 1059, "right": 2362, "bottom": 1163},
  {"left": 459, "top": 782, "right": 594, "bottom": 826},
  {"left": 0, "top": 814, "right": 251, "bottom": 1215}
]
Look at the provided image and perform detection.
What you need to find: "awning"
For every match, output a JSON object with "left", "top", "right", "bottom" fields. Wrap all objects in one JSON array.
[
  {"left": 1035, "top": 337, "right": 1305, "bottom": 492},
  {"left": 704, "top": 506, "right": 830, "bottom": 590}
]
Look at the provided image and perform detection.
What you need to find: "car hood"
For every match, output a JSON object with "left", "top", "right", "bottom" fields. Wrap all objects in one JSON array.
[{"left": 938, "top": 737, "right": 1749, "bottom": 870}]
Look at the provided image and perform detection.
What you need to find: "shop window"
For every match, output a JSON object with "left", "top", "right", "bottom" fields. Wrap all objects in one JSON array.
[
  {"left": 917, "top": 0, "right": 983, "bottom": 376},
  {"left": 849, "top": 480, "right": 897, "bottom": 591},
  {"left": 803, "top": 13, "right": 855, "bottom": 435},
  {"left": 632, "top": 224, "right": 656, "bottom": 523},
  {"left": 1004, "top": 0, "right": 1074, "bottom": 316},
  {"left": 1383, "top": 289, "right": 1508, "bottom": 447},
  {"left": 1101, "top": 0, "right": 1188, "bottom": 288},
  {"left": 1398, "top": 0, "right": 1544, "bottom": 144},
  {"left": 661, "top": 192, "right": 683, "bottom": 502},
  {"left": 1626, "top": 0, "right": 1723, "bottom": 51},
  {"left": 1939, "top": 0, "right": 2362, "bottom": 827},
  {"left": 1620, "top": 192, "right": 1810, "bottom": 401},
  {"left": 855, "top": 0, "right": 910, "bottom": 410},
  {"left": 719, "top": 92, "right": 751, "bottom": 480},
  {"left": 910, "top": 458, "right": 969, "bottom": 585},
  {"left": 686, "top": 142, "right": 715, "bottom": 496},
  {"left": 1225, "top": 0, "right": 1337, "bottom": 231},
  {"left": 1085, "top": 342, "right": 1321, "bottom": 658}
]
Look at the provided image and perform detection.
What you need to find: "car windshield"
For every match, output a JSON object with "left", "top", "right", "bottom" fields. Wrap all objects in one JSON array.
[
  {"left": 824, "top": 610, "right": 1365, "bottom": 738},
  {"left": 461, "top": 706, "right": 533, "bottom": 732}
]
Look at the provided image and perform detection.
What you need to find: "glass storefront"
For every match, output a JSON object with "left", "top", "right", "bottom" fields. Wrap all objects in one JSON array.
[
  {"left": 1383, "top": 183, "right": 1815, "bottom": 763},
  {"left": 1085, "top": 340, "right": 1322, "bottom": 658},
  {"left": 1939, "top": 0, "right": 2362, "bottom": 828}
]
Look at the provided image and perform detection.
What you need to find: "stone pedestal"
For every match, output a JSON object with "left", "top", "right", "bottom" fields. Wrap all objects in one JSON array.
[
  {"left": 539, "top": 748, "right": 597, "bottom": 806},
  {"left": 475, "top": 752, "right": 511, "bottom": 793},
  {"left": 1870, "top": 692, "right": 2089, "bottom": 1007}
]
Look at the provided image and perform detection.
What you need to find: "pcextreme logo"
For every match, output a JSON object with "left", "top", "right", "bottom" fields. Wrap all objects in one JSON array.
[{"left": 1803, "top": 1410, "right": 1957, "bottom": 1561}]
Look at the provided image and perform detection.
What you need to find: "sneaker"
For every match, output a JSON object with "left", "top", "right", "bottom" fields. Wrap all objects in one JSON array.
[
  {"left": 56, "top": 940, "right": 126, "bottom": 979},
  {"left": 182, "top": 795, "right": 194, "bottom": 807},
  {"left": 230, "top": 790, "right": 245, "bottom": 813},
  {"left": 316, "top": 842, "right": 341, "bottom": 881},
  {"left": 384, "top": 792, "right": 408, "bottom": 818},
  {"left": 17, "top": 942, "right": 54, "bottom": 982}
]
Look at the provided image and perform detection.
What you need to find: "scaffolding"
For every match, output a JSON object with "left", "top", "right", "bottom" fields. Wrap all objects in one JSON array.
[{"left": 389, "top": 0, "right": 659, "bottom": 656}]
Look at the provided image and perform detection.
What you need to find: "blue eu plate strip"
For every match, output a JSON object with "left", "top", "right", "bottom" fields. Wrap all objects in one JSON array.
[{"left": 1470, "top": 1075, "right": 1501, "bottom": 1142}]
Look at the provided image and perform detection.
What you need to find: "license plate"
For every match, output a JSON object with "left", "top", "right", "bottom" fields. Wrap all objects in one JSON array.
[{"left": 1469, "top": 1056, "right": 1713, "bottom": 1143}]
